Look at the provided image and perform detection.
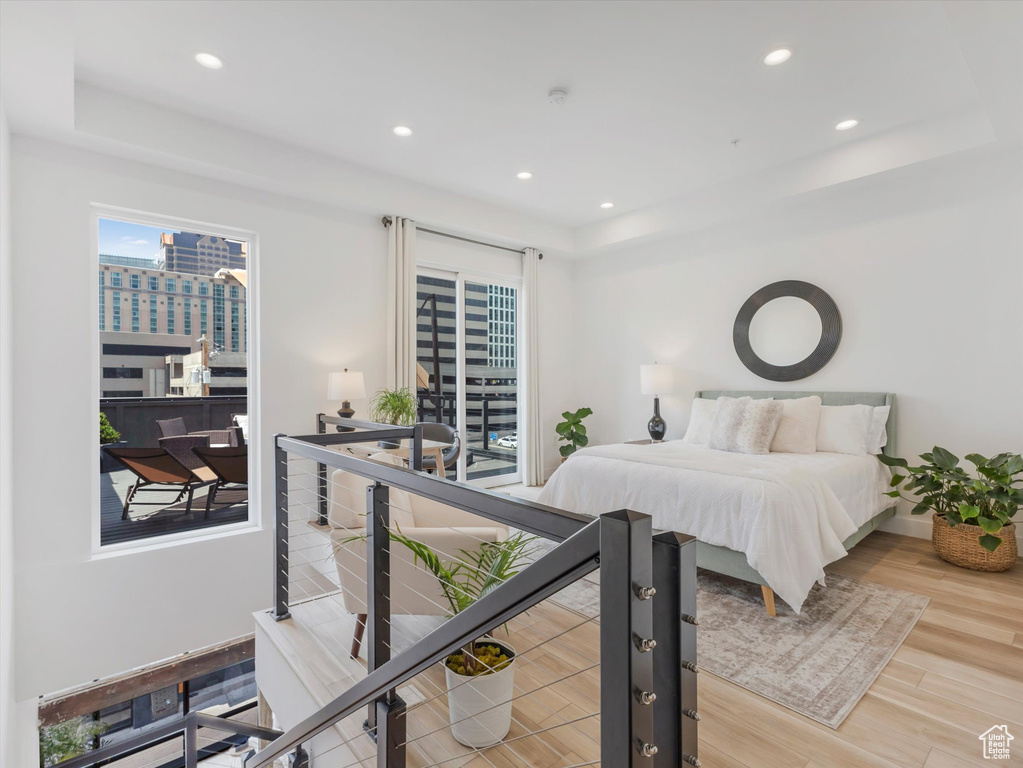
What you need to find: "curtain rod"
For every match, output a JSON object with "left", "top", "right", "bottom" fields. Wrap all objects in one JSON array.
[{"left": 381, "top": 216, "right": 542, "bottom": 259}]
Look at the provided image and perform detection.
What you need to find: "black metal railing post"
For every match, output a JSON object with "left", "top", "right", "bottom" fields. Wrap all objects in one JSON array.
[
  {"left": 184, "top": 715, "right": 198, "bottom": 768},
  {"left": 600, "top": 510, "right": 656, "bottom": 766},
  {"left": 376, "top": 692, "right": 407, "bottom": 768},
  {"left": 365, "top": 482, "right": 395, "bottom": 739},
  {"left": 652, "top": 532, "right": 700, "bottom": 767},
  {"left": 272, "top": 435, "right": 291, "bottom": 621},
  {"left": 411, "top": 423, "right": 423, "bottom": 472},
  {"left": 316, "top": 414, "right": 328, "bottom": 526}
]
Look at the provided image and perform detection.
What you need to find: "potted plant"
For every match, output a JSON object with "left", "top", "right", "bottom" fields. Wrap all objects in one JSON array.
[
  {"left": 880, "top": 448, "right": 1021, "bottom": 571},
  {"left": 99, "top": 412, "right": 123, "bottom": 474},
  {"left": 368, "top": 387, "right": 418, "bottom": 448},
  {"left": 556, "top": 407, "right": 592, "bottom": 461},
  {"left": 389, "top": 529, "right": 537, "bottom": 747}
]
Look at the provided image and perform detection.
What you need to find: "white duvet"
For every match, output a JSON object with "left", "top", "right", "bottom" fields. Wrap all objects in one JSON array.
[{"left": 538, "top": 442, "right": 892, "bottom": 613}]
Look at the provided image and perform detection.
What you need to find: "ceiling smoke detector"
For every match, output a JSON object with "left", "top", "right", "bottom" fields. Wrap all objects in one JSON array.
[{"left": 548, "top": 88, "right": 568, "bottom": 106}]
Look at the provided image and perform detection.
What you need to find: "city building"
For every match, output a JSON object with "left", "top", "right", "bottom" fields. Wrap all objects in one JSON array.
[
  {"left": 158, "top": 232, "right": 246, "bottom": 277},
  {"left": 99, "top": 261, "right": 247, "bottom": 397}
]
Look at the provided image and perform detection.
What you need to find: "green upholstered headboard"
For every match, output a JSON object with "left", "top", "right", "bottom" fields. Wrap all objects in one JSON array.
[{"left": 694, "top": 390, "right": 897, "bottom": 458}]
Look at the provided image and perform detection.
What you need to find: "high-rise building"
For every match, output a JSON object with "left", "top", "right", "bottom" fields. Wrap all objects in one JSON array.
[
  {"left": 158, "top": 232, "right": 246, "bottom": 277},
  {"left": 98, "top": 262, "right": 246, "bottom": 397}
]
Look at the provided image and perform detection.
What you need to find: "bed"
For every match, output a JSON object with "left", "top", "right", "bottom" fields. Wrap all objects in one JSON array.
[{"left": 538, "top": 390, "right": 897, "bottom": 615}]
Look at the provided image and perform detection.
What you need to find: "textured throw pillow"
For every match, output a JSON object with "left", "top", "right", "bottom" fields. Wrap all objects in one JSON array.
[
  {"left": 708, "top": 396, "right": 752, "bottom": 452},
  {"left": 734, "top": 399, "right": 784, "bottom": 455},
  {"left": 682, "top": 398, "right": 718, "bottom": 445},
  {"left": 816, "top": 404, "right": 874, "bottom": 455},
  {"left": 867, "top": 405, "right": 890, "bottom": 454},
  {"left": 770, "top": 396, "right": 822, "bottom": 454}
]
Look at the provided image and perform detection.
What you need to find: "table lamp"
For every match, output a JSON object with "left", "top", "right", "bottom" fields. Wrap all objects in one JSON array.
[
  {"left": 328, "top": 369, "right": 366, "bottom": 425},
  {"left": 640, "top": 363, "right": 674, "bottom": 441}
]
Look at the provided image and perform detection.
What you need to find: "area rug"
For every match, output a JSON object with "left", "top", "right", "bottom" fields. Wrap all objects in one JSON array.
[{"left": 545, "top": 564, "right": 928, "bottom": 729}]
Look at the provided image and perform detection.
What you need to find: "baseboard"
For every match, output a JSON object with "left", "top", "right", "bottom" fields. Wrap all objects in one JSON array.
[{"left": 880, "top": 513, "right": 1023, "bottom": 551}]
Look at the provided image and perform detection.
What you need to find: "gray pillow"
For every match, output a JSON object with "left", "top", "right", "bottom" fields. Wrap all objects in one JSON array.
[
  {"left": 735, "top": 399, "right": 784, "bottom": 455},
  {"left": 708, "top": 397, "right": 752, "bottom": 452}
]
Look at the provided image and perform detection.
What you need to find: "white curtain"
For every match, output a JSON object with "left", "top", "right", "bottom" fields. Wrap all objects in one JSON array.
[
  {"left": 522, "top": 247, "right": 544, "bottom": 485},
  {"left": 385, "top": 217, "right": 417, "bottom": 391}
]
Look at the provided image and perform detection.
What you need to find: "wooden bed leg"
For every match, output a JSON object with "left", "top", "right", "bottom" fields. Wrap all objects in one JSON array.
[{"left": 761, "top": 586, "right": 777, "bottom": 617}]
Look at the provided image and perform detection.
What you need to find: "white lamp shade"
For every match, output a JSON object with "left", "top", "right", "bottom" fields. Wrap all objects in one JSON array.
[
  {"left": 327, "top": 370, "right": 366, "bottom": 401},
  {"left": 640, "top": 364, "right": 674, "bottom": 396}
]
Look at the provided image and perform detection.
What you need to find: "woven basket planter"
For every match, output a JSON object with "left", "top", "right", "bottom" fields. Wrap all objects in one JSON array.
[{"left": 931, "top": 513, "right": 1017, "bottom": 572}]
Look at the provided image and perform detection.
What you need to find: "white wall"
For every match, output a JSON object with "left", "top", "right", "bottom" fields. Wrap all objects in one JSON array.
[
  {"left": 0, "top": 102, "right": 18, "bottom": 768},
  {"left": 7, "top": 135, "right": 568, "bottom": 746},
  {"left": 568, "top": 144, "right": 1023, "bottom": 534}
]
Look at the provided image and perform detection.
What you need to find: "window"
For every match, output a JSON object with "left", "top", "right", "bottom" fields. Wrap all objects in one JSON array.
[
  {"left": 98, "top": 273, "right": 105, "bottom": 331},
  {"left": 97, "top": 214, "right": 252, "bottom": 547},
  {"left": 111, "top": 291, "right": 121, "bottom": 331},
  {"left": 213, "top": 284, "right": 225, "bottom": 349},
  {"left": 130, "top": 294, "right": 140, "bottom": 332},
  {"left": 103, "top": 367, "right": 144, "bottom": 379}
]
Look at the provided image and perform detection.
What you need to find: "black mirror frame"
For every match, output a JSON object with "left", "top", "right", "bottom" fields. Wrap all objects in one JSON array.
[{"left": 733, "top": 280, "right": 842, "bottom": 382}]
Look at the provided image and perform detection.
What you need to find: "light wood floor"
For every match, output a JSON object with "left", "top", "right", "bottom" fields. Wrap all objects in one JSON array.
[{"left": 259, "top": 531, "right": 1023, "bottom": 768}]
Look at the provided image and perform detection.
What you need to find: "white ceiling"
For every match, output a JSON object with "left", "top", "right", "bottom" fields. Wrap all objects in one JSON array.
[
  {"left": 67, "top": 0, "right": 991, "bottom": 226},
  {"left": 1, "top": 0, "right": 1019, "bottom": 249}
]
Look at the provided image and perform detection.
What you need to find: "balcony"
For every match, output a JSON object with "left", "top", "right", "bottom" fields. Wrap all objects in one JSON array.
[{"left": 100, "top": 396, "right": 248, "bottom": 546}]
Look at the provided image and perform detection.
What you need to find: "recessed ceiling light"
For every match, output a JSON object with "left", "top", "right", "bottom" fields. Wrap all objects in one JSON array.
[
  {"left": 835, "top": 119, "right": 859, "bottom": 131},
  {"left": 194, "top": 52, "right": 223, "bottom": 70},
  {"left": 763, "top": 48, "right": 792, "bottom": 66},
  {"left": 600, "top": 202, "right": 614, "bottom": 209},
  {"left": 516, "top": 171, "right": 533, "bottom": 180},
  {"left": 393, "top": 126, "right": 413, "bottom": 137}
]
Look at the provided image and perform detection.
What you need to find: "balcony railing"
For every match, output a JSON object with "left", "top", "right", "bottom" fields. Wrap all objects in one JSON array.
[
  {"left": 253, "top": 418, "right": 700, "bottom": 768},
  {"left": 100, "top": 395, "right": 246, "bottom": 449}
]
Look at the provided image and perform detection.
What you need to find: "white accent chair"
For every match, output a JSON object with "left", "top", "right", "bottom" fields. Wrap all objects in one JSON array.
[{"left": 328, "top": 455, "right": 508, "bottom": 658}]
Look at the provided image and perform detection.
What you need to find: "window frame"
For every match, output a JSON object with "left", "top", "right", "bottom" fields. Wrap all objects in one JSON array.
[{"left": 90, "top": 205, "right": 261, "bottom": 557}]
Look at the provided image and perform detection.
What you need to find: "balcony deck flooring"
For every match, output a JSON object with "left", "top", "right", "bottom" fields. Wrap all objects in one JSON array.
[{"left": 101, "top": 469, "right": 248, "bottom": 546}]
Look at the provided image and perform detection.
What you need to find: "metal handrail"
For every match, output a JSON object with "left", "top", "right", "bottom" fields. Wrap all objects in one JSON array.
[{"left": 248, "top": 517, "right": 603, "bottom": 768}]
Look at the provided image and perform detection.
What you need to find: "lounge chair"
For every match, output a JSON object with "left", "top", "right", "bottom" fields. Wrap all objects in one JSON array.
[
  {"left": 103, "top": 447, "right": 216, "bottom": 520},
  {"left": 157, "top": 417, "right": 243, "bottom": 447},
  {"left": 191, "top": 446, "right": 248, "bottom": 519}
]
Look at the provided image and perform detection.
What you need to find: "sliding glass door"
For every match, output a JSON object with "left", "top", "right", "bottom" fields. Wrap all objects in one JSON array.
[{"left": 416, "top": 269, "right": 521, "bottom": 487}]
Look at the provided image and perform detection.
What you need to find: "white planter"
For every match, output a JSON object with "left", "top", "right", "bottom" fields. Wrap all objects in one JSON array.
[{"left": 444, "top": 640, "right": 516, "bottom": 748}]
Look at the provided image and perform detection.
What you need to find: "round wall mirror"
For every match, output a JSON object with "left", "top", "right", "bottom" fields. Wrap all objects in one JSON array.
[{"left": 733, "top": 280, "right": 841, "bottom": 381}]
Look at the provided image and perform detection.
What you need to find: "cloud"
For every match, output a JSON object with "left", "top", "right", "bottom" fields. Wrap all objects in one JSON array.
[{"left": 121, "top": 236, "right": 148, "bottom": 245}]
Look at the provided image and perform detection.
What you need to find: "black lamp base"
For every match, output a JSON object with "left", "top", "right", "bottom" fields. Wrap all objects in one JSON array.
[
  {"left": 647, "top": 396, "right": 666, "bottom": 442},
  {"left": 336, "top": 401, "right": 355, "bottom": 433}
]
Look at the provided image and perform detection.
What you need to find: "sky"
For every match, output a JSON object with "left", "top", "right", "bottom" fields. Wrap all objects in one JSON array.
[{"left": 98, "top": 218, "right": 178, "bottom": 261}]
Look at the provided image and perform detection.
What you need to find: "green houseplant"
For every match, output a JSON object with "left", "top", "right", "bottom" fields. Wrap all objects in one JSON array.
[
  {"left": 556, "top": 407, "right": 593, "bottom": 459},
  {"left": 369, "top": 387, "right": 418, "bottom": 447},
  {"left": 387, "top": 529, "right": 537, "bottom": 747},
  {"left": 880, "top": 448, "right": 1021, "bottom": 571}
]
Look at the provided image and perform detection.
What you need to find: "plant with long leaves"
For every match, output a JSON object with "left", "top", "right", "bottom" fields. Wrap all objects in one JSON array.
[
  {"left": 337, "top": 528, "right": 538, "bottom": 675},
  {"left": 369, "top": 387, "right": 418, "bottom": 426},
  {"left": 879, "top": 448, "right": 1023, "bottom": 552},
  {"left": 556, "top": 407, "right": 593, "bottom": 457},
  {"left": 40, "top": 718, "right": 107, "bottom": 767}
]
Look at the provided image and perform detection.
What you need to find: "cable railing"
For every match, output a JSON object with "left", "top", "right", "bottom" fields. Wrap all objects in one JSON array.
[{"left": 250, "top": 417, "right": 699, "bottom": 768}]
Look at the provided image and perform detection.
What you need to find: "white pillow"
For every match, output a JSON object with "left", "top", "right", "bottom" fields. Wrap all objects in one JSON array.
[
  {"left": 234, "top": 414, "right": 249, "bottom": 441},
  {"left": 708, "top": 397, "right": 752, "bottom": 452},
  {"left": 682, "top": 398, "right": 718, "bottom": 445},
  {"left": 770, "top": 396, "right": 822, "bottom": 454},
  {"left": 734, "top": 399, "right": 784, "bottom": 455},
  {"left": 867, "top": 405, "right": 890, "bottom": 454},
  {"left": 816, "top": 404, "right": 874, "bottom": 455}
]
